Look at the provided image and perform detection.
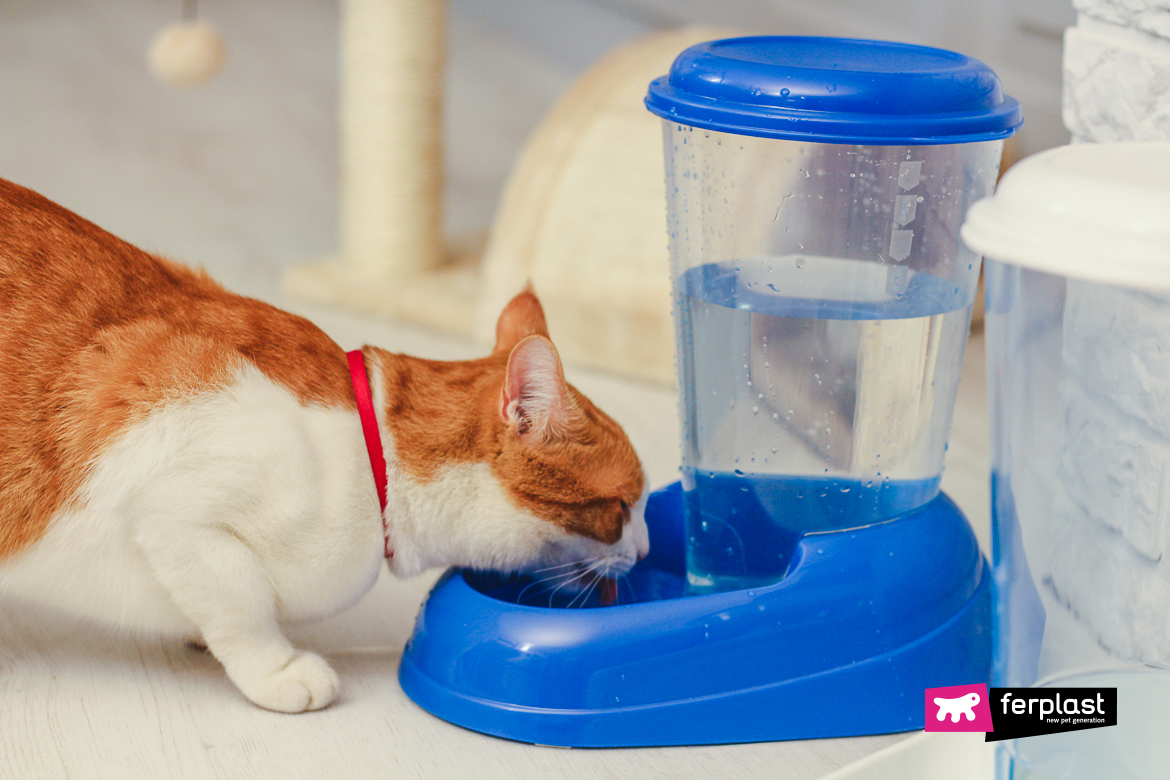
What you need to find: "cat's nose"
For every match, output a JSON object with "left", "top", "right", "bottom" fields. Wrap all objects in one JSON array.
[{"left": 634, "top": 525, "right": 650, "bottom": 562}]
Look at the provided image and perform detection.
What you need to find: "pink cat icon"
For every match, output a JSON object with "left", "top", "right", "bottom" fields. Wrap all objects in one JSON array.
[
  {"left": 925, "top": 684, "right": 993, "bottom": 732},
  {"left": 934, "top": 692, "right": 980, "bottom": 722}
]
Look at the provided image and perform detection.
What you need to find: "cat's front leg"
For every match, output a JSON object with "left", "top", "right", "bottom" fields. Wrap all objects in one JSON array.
[{"left": 137, "top": 525, "right": 339, "bottom": 713}]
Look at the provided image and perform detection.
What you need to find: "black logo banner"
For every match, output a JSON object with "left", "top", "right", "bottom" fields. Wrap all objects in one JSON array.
[{"left": 985, "top": 687, "right": 1117, "bottom": 742}]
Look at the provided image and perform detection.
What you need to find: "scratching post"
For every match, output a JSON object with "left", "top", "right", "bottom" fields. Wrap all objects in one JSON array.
[
  {"left": 285, "top": 0, "right": 478, "bottom": 332},
  {"left": 339, "top": 0, "right": 444, "bottom": 279}
]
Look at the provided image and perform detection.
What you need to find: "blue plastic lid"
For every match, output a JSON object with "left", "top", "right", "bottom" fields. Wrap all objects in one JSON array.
[{"left": 645, "top": 36, "right": 1022, "bottom": 145}]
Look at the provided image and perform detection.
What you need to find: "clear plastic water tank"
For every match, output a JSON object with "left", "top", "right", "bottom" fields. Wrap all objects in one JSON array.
[
  {"left": 963, "top": 142, "right": 1170, "bottom": 780},
  {"left": 647, "top": 37, "right": 1019, "bottom": 594}
]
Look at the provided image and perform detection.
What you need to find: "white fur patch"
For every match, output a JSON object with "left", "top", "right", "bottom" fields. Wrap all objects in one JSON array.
[{"left": 0, "top": 364, "right": 384, "bottom": 635}]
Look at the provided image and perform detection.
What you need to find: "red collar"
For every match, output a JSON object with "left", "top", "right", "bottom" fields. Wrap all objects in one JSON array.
[{"left": 346, "top": 350, "right": 392, "bottom": 559}]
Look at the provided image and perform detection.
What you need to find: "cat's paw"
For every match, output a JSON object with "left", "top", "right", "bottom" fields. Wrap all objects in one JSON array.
[{"left": 238, "top": 651, "right": 340, "bottom": 713}]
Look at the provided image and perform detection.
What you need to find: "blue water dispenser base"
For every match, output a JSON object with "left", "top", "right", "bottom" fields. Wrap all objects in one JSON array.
[{"left": 399, "top": 483, "right": 990, "bottom": 747}]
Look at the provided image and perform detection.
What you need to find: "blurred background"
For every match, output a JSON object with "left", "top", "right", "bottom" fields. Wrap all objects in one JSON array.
[{"left": 0, "top": 0, "right": 1072, "bottom": 310}]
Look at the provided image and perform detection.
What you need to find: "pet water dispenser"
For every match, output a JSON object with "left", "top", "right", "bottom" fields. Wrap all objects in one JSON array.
[
  {"left": 964, "top": 143, "right": 1170, "bottom": 779},
  {"left": 399, "top": 36, "right": 1021, "bottom": 747}
]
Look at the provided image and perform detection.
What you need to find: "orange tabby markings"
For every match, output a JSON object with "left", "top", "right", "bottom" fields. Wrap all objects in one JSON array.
[{"left": 0, "top": 178, "right": 353, "bottom": 560}]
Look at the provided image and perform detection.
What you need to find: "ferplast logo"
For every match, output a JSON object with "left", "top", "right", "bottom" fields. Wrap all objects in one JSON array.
[
  {"left": 984, "top": 687, "right": 1117, "bottom": 742},
  {"left": 924, "top": 684, "right": 1119, "bottom": 740},
  {"left": 925, "top": 684, "right": 994, "bottom": 733}
]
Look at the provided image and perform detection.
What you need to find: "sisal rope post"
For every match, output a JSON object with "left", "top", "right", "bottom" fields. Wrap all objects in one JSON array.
[{"left": 340, "top": 0, "right": 445, "bottom": 279}]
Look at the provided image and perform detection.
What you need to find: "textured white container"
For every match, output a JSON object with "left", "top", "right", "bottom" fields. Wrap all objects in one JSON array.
[{"left": 963, "top": 142, "right": 1170, "bottom": 780}]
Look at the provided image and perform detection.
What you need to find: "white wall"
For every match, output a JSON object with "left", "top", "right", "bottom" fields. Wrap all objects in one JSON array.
[
  {"left": 1063, "top": 0, "right": 1170, "bottom": 142},
  {"left": 458, "top": 0, "right": 1076, "bottom": 158}
]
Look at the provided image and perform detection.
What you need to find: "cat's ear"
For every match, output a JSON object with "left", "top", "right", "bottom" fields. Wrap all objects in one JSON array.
[
  {"left": 500, "top": 335, "right": 573, "bottom": 441},
  {"left": 493, "top": 286, "right": 550, "bottom": 355}
]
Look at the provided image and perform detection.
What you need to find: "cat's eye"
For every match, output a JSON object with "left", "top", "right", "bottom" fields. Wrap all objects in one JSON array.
[{"left": 619, "top": 500, "right": 631, "bottom": 522}]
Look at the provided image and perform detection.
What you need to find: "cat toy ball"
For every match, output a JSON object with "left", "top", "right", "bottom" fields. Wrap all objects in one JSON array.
[{"left": 148, "top": 0, "right": 227, "bottom": 88}]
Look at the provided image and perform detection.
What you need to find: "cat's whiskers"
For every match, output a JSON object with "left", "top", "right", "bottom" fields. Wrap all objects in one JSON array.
[
  {"left": 545, "top": 576, "right": 576, "bottom": 607},
  {"left": 530, "top": 559, "right": 590, "bottom": 575},
  {"left": 545, "top": 559, "right": 602, "bottom": 607},
  {"left": 621, "top": 574, "right": 637, "bottom": 605},
  {"left": 515, "top": 577, "right": 545, "bottom": 603},
  {"left": 571, "top": 569, "right": 605, "bottom": 609},
  {"left": 516, "top": 565, "right": 587, "bottom": 603},
  {"left": 565, "top": 560, "right": 609, "bottom": 609}
]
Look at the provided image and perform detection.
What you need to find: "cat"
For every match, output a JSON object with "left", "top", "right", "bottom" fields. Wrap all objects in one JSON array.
[{"left": 0, "top": 178, "right": 649, "bottom": 713}]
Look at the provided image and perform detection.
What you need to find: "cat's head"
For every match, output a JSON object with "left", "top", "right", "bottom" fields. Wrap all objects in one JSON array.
[
  {"left": 487, "top": 290, "right": 650, "bottom": 589},
  {"left": 374, "top": 290, "right": 650, "bottom": 589}
]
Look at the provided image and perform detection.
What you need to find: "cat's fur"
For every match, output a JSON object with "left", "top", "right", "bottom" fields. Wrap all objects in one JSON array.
[{"left": 0, "top": 179, "right": 649, "bottom": 712}]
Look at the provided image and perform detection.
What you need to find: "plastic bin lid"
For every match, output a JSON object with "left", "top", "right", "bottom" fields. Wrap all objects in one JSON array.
[
  {"left": 962, "top": 143, "right": 1170, "bottom": 290},
  {"left": 644, "top": 36, "right": 1021, "bottom": 145}
]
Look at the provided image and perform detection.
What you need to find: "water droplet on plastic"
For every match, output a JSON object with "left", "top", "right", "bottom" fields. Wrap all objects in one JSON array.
[{"left": 794, "top": 257, "right": 807, "bottom": 269}]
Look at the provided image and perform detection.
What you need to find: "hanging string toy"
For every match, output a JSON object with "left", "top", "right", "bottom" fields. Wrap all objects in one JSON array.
[{"left": 148, "top": 0, "right": 227, "bottom": 88}]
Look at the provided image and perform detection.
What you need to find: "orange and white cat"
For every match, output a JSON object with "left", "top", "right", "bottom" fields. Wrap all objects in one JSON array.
[{"left": 0, "top": 179, "right": 648, "bottom": 713}]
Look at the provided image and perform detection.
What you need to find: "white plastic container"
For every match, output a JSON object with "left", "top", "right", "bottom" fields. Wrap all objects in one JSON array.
[{"left": 963, "top": 142, "right": 1170, "bottom": 780}]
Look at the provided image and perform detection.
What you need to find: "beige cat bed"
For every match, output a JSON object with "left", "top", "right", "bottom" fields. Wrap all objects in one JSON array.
[
  {"left": 473, "top": 27, "right": 738, "bottom": 385},
  {"left": 285, "top": 9, "right": 734, "bottom": 385}
]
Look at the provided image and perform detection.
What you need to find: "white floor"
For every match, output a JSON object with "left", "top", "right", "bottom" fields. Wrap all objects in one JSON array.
[
  {"left": 0, "top": 324, "right": 989, "bottom": 780},
  {"left": 0, "top": 2, "right": 991, "bottom": 777}
]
